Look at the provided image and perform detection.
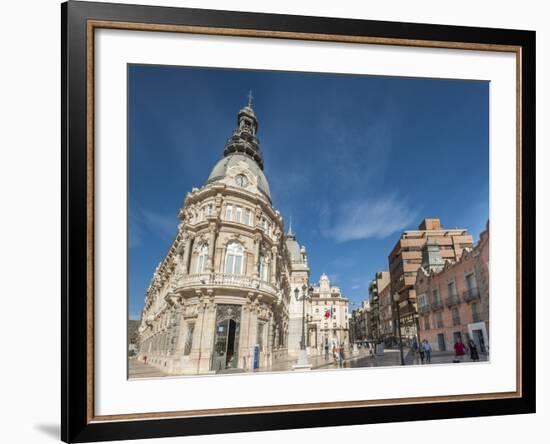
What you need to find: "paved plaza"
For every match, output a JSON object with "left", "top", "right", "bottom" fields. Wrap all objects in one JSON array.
[{"left": 129, "top": 347, "right": 489, "bottom": 378}]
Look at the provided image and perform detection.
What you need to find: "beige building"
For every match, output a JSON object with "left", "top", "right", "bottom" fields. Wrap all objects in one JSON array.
[
  {"left": 285, "top": 225, "right": 311, "bottom": 357},
  {"left": 351, "top": 300, "right": 371, "bottom": 342},
  {"left": 307, "top": 274, "right": 350, "bottom": 352},
  {"left": 137, "top": 102, "right": 309, "bottom": 375},
  {"left": 378, "top": 276, "right": 394, "bottom": 343},
  {"left": 388, "top": 218, "right": 474, "bottom": 343},
  {"left": 368, "top": 271, "right": 390, "bottom": 340}
]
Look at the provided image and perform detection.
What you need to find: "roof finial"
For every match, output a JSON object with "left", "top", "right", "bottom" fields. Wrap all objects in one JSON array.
[
  {"left": 247, "top": 90, "right": 253, "bottom": 107},
  {"left": 287, "top": 216, "right": 294, "bottom": 236}
]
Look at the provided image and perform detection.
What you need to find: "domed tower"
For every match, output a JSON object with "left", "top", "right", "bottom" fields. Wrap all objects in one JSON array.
[{"left": 137, "top": 97, "right": 293, "bottom": 375}]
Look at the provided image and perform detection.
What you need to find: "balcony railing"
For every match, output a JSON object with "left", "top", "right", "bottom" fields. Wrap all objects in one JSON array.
[
  {"left": 418, "top": 304, "right": 430, "bottom": 314},
  {"left": 463, "top": 287, "right": 480, "bottom": 302},
  {"left": 176, "top": 273, "right": 278, "bottom": 295},
  {"left": 445, "top": 294, "right": 461, "bottom": 307},
  {"left": 430, "top": 300, "right": 444, "bottom": 311}
]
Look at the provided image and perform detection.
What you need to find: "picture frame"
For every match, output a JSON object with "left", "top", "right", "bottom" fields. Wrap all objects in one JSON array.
[{"left": 61, "top": 1, "right": 536, "bottom": 442}]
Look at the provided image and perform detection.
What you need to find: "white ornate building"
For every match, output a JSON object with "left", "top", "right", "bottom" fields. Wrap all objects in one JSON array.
[
  {"left": 137, "top": 101, "right": 320, "bottom": 375},
  {"left": 307, "top": 274, "right": 350, "bottom": 353}
]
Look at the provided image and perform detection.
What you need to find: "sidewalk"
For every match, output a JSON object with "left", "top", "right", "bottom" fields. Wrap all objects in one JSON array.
[{"left": 128, "top": 358, "right": 169, "bottom": 378}]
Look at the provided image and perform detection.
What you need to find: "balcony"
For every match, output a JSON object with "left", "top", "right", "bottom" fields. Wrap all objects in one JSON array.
[
  {"left": 175, "top": 273, "right": 278, "bottom": 296},
  {"left": 418, "top": 304, "right": 431, "bottom": 314},
  {"left": 445, "top": 294, "right": 461, "bottom": 308},
  {"left": 430, "top": 300, "right": 444, "bottom": 311},
  {"left": 463, "top": 287, "right": 480, "bottom": 303}
]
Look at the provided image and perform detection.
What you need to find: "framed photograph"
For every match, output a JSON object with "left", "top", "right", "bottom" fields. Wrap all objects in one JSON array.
[{"left": 62, "top": 1, "right": 535, "bottom": 442}]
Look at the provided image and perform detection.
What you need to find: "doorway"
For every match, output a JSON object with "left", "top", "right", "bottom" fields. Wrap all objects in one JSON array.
[
  {"left": 212, "top": 304, "right": 241, "bottom": 372},
  {"left": 437, "top": 333, "right": 446, "bottom": 351},
  {"left": 473, "top": 329, "right": 486, "bottom": 352}
]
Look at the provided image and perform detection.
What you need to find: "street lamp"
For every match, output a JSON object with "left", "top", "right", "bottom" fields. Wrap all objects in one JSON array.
[
  {"left": 393, "top": 292, "right": 405, "bottom": 366},
  {"left": 293, "top": 284, "right": 313, "bottom": 369}
]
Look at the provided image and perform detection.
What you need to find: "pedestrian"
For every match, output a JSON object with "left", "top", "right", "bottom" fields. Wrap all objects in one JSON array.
[
  {"left": 468, "top": 339, "right": 480, "bottom": 362},
  {"left": 339, "top": 343, "right": 345, "bottom": 367},
  {"left": 332, "top": 343, "right": 338, "bottom": 364},
  {"left": 454, "top": 339, "right": 466, "bottom": 363},
  {"left": 423, "top": 339, "right": 432, "bottom": 363},
  {"left": 143, "top": 355, "right": 147, "bottom": 365},
  {"left": 324, "top": 342, "right": 329, "bottom": 361},
  {"left": 418, "top": 342, "right": 425, "bottom": 364}
]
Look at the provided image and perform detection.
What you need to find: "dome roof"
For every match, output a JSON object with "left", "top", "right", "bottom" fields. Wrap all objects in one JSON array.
[
  {"left": 285, "top": 236, "right": 302, "bottom": 261},
  {"left": 206, "top": 153, "right": 272, "bottom": 201}
]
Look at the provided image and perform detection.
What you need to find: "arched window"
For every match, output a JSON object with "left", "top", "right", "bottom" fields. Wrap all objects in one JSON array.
[
  {"left": 196, "top": 243, "right": 208, "bottom": 273},
  {"left": 258, "top": 254, "right": 269, "bottom": 281},
  {"left": 225, "top": 241, "right": 244, "bottom": 275}
]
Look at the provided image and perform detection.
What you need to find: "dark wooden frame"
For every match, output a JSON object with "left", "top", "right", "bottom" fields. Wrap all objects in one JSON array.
[{"left": 62, "top": 1, "right": 536, "bottom": 442}]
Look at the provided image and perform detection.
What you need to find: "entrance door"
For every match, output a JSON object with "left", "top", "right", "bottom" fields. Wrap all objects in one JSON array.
[
  {"left": 212, "top": 304, "right": 241, "bottom": 371},
  {"left": 437, "top": 333, "right": 446, "bottom": 351},
  {"left": 473, "top": 329, "right": 486, "bottom": 352}
]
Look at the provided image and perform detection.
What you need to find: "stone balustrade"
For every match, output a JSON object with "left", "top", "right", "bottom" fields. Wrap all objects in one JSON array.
[{"left": 175, "top": 272, "right": 278, "bottom": 295}]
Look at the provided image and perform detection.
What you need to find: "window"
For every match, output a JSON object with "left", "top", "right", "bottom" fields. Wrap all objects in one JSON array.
[
  {"left": 436, "top": 312, "right": 444, "bottom": 328},
  {"left": 206, "top": 204, "right": 213, "bottom": 216},
  {"left": 333, "top": 322, "right": 337, "bottom": 328},
  {"left": 258, "top": 254, "right": 269, "bottom": 281},
  {"left": 225, "top": 241, "right": 244, "bottom": 275},
  {"left": 315, "top": 308, "right": 319, "bottom": 313},
  {"left": 432, "top": 288, "right": 441, "bottom": 303},
  {"left": 235, "top": 206, "right": 242, "bottom": 223},
  {"left": 244, "top": 208, "right": 251, "bottom": 225},
  {"left": 465, "top": 272, "right": 476, "bottom": 290},
  {"left": 418, "top": 293, "right": 427, "bottom": 308},
  {"left": 447, "top": 280, "right": 457, "bottom": 298},
  {"left": 472, "top": 302, "right": 480, "bottom": 322},
  {"left": 225, "top": 205, "right": 233, "bottom": 220},
  {"left": 183, "top": 322, "right": 195, "bottom": 355},
  {"left": 196, "top": 243, "right": 208, "bottom": 273},
  {"left": 424, "top": 315, "right": 430, "bottom": 330},
  {"left": 452, "top": 307, "right": 461, "bottom": 326}
]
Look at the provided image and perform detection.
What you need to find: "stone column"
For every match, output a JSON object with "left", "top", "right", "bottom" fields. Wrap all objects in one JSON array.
[
  {"left": 207, "top": 222, "right": 217, "bottom": 273},
  {"left": 270, "top": 246, "right": 278, "bottom": 285},
  {"left": 251, "top": 234, "right": 260, "bottom": 278},
  {"left": 181, "top": 233, "right": 194, "bottom": 274}
]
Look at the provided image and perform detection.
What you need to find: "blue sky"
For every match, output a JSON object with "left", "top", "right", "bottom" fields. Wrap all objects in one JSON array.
[{"left": 128, "top": 64, "right": 489, "bottom": 319}]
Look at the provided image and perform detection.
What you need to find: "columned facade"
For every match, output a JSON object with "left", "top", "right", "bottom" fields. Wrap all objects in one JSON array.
[{"left": 137, "top": 102, "right": 294, "bottom": 375}]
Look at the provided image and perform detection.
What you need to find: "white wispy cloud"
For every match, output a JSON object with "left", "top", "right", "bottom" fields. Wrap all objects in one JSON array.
[
  {"left": 320, "top": 193, "right": 419, "bottom": 242},
  {"left": 140, "top": 209, "right": 178, "bottom": 239}
]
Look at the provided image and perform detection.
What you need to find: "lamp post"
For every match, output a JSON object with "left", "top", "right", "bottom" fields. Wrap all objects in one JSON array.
[
  {"left": 293, "top": 284, "right": 313, "bottom": 370},
  {"left": 393, "top": 293, "right": 405, "bottom": 366}
]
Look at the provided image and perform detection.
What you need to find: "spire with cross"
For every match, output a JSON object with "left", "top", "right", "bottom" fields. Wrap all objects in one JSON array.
[{"left": 247, "top": 90, "right": 254, "bottom": 108}]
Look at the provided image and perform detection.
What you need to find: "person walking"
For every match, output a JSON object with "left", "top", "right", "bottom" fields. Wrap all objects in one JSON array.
[
  {"left": 418, "top": 341, "right": 425, "bottom": 364},
  {"left": 422, "top": 339, "right": 432, "bottom": 363},
  {"left": 454, "top": 339, "right": 466, "bottom": 363},
  {"left": 339, "top": 343, "right": 345, "bottom": 367},
  {"left": 324, "top": 342, "right": 329, "bottom": 361},
  {"left": 468, "top": 339, "right": 480, "bottom": 362}
]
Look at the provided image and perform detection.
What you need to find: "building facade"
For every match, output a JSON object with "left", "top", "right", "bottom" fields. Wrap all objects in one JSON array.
[
  {"left": 137, "top": 102, "right": 302, "bottom": 375},
  {"left": 415, "top": 223, "right": 489, "bottom": 352},
  {"left": 368, "top": 271, "right": 390, "bottom": 341},
  {"left": 388, "top": 218, "right": 474, "bottom": 343},
  {"left": 378, "top": 276, "right": 394, "bottom": 343},
  {"left": 351, "top": 300, "right": 371, "bottom": 342},
  {"left": 307, "top": 274, "right": 350, "bottom": 352}
]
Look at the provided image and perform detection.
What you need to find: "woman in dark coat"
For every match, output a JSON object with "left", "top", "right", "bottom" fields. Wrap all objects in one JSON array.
[{"left": 468, "top": 339, "right": 480, "bottom": 361}]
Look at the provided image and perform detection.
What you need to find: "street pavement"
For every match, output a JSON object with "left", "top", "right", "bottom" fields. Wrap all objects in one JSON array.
[
  {"left": 128, "top": 358, "right": 169, "bottom": 378},
  {"left": 128, "top": 348, "right": 489, "bottom": 378}
]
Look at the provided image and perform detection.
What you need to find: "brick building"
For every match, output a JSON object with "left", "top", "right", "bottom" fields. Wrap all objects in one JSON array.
[
  {"left": 415, "top": 223, "right": 489, "bottom": 352},
  {"left": 388, "top": 218, "right": 474, "bottom": 342}
]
